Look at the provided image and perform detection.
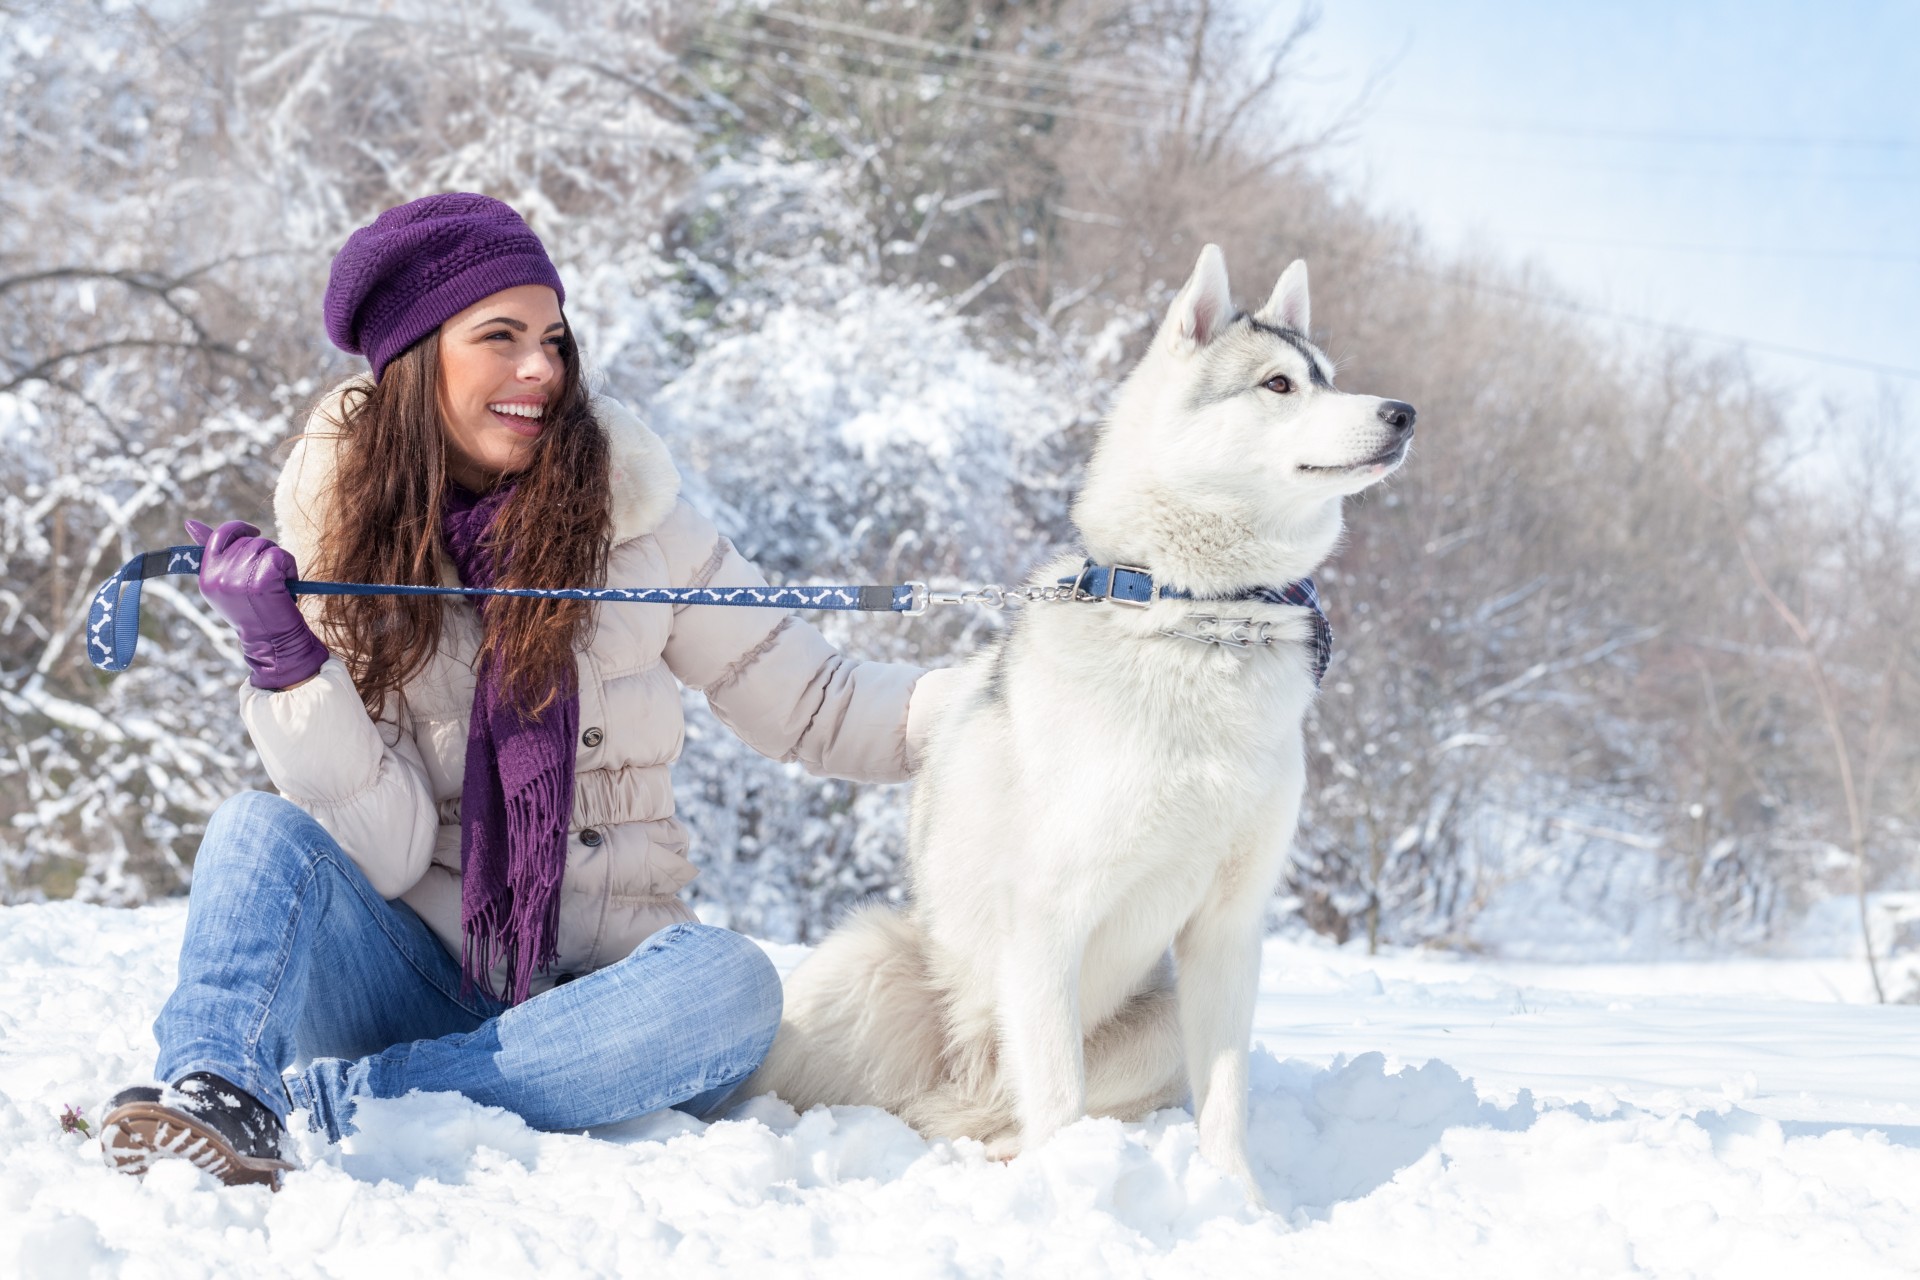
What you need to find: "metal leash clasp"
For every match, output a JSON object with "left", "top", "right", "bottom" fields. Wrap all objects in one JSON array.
[{"left": 904, "top": 582, "right": 1009, "bottom": 616}]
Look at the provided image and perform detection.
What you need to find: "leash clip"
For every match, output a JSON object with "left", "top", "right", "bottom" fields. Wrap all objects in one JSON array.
[
  {"left": 904, "top": 581, "right": 1024, "bottom": 615},
  {"left": 903, "top": 582, "right": 985, "bottom": 616}
]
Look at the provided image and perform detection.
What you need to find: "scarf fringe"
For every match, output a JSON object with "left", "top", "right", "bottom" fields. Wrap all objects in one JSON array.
[
  {"left": 500, "top": 765, "right": 573, "bottom": 1004},
  {"left": 460, "top": 732, "right": 576, "bottom": 1005},
  {"left": 449, "top": 479, "right": 581, "bottom": 1007}
]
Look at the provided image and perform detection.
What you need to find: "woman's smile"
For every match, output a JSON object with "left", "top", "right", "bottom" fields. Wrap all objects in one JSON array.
[{"left": 487, "top": 396, "right": 547, "bottom": 438}]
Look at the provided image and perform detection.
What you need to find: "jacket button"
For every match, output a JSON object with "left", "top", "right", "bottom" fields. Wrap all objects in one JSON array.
[
  {"left": 581, "top": 727, "right": 604, "bottom": 748},
  {"left": 579, "top": 827, "right": 603, "bottom": 847}
]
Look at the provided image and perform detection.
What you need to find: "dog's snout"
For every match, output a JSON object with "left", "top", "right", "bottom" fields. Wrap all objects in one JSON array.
[{"left": 1378, "top": 400, "right": 1416, "bottom": 433}]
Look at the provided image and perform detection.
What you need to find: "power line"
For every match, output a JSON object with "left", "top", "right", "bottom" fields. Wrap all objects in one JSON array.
[
  {"left": 1324, "top": 252, "right": 1920, "bottom": 382},
  {"left": 715, "top": 21, "right": 1120, "bottom": 97},
  {"left": 710, "top": 22, "right": 1188, "bottom": 111},
  {"left": 751, "top": 6, "right": 1182, "bottom": 99},
  {"left": 687, "top": 39, "right": 1171, "bottom": 132},
  {"left": 691, "top": 17, "right": 1918, "bottom": 381},
  {"left": 1388, "top": 147, "right": 1920, "bottom": 184},
  {"left": 1372, "top": 115, "right": 1918, "bottom": 151},
  {"left": 730, "top": 10, "right": 1920, "bottom": 159},
  {"left": 1505, "top": 234, "right": 1920, "bottom": 266}
]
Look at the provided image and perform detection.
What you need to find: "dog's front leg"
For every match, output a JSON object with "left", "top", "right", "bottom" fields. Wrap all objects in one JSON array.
[
  {"left": 1174, "top": 859, "right": 1274, "bottom": 1206},
  {"left": 996, "top": 916, "right": 1086, "bottom": 1150}
]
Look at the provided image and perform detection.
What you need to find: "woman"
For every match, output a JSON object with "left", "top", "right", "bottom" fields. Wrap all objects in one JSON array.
[{"left": 99, "top": 193, "right": 947, "bottom": 1186}]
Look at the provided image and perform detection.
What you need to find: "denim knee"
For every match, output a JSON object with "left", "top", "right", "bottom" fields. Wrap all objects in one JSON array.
[
  {"left": 195, "top": 790, "right": 328, "bottom": 881},
  {"left": 657, "top": 924, "right": 783, "bottom": 1054}
]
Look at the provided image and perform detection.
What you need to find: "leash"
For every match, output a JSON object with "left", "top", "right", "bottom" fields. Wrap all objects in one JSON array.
[
  {"left": 86, "top": 547, "right": 1330, "bottom": 681},
  {"left": 87, "top": 545, "right": 918, "bottom": 674}
]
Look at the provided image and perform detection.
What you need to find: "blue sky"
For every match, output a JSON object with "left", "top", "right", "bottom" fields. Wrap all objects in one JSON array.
[{"left": 1284, "top": 1, "right": 1918, "bottom": 431}]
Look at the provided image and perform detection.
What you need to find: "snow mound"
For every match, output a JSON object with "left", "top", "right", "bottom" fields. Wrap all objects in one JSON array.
[{"left": 3, "top": 903, "right": 1918, "bottom": 1276}]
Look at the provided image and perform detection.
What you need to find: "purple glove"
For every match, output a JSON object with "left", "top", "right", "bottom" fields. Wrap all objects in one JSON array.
[{"left": 185, "top": 518, "right": 331, "bottom": 690}]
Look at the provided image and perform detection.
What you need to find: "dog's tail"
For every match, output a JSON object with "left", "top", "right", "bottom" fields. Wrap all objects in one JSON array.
[
  {"left": 739, "top": 905, "right": 1186, "bottom": 1151},
  {"left": 739, "top": 903, "right": 951, "bottom": 1115}
]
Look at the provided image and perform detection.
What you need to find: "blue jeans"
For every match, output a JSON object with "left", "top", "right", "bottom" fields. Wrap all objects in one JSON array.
[{"left": 154, "top": 791, "right": 782, "bottom": 1142}]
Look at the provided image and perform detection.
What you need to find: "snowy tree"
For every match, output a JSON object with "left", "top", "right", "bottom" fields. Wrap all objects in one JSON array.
[{"left": 4, "top": 0, "right": 1913, "bottom": 965}]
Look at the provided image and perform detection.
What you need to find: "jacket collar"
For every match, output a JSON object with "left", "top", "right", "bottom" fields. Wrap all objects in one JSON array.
[{"left": 273, "top": 376, "right": 681, "bottom": 575}]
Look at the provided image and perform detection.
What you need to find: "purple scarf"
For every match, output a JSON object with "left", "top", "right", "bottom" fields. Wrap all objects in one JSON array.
[{"left": 442, "top": 483, "right": 578, "bottom": 1004}]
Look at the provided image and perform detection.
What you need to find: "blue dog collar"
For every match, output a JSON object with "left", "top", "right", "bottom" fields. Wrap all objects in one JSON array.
[{"left": 1058, "top": 559, "right": 1334, "bottom": 683}]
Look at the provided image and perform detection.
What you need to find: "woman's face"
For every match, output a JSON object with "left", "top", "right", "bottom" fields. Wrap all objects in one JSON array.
[{"left": 435, "top": 284, "right": 567, "bottom": 491}]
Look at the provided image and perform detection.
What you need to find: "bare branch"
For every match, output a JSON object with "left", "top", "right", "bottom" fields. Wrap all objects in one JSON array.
[
  {"left": 1470, "top": 626, "right": 1664, "bottom": 712},
  {"left": 947, "top": 257, "right": 1038, "bottom": 315},
  {"left": 1, "top": 338, "right": 256, "bottom": 395}
]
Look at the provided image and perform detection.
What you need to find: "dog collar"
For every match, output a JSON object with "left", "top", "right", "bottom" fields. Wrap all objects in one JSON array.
[{"left": 1058, "top": 560, "right": 1333, "bottom": 684}]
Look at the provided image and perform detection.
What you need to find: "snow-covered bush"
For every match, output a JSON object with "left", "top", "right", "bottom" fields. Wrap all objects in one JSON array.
[
  {"left": 649, "top": 270, "right": 1075, "bottom": 937},
  {"left": 5, "top": 0, "right": 1913, "bottom": 968}
]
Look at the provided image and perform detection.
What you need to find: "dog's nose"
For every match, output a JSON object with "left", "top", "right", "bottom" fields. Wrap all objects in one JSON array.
[{"left": 1377, "top": 400, "right": 1416, "bottom": 433}]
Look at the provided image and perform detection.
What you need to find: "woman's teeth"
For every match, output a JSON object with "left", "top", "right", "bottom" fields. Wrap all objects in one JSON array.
[{"left": 488, "top": 403, "right": 542, "bottom": 419}]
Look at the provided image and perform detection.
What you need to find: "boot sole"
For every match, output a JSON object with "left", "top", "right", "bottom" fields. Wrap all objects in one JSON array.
[{"left": 99, "top": 1100, "right": 293, "bottom": 1190}]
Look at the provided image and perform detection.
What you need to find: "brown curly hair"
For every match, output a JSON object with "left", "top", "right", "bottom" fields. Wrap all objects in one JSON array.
[{"left": 306, "top": 324, "right": 611, "bottom": 718}]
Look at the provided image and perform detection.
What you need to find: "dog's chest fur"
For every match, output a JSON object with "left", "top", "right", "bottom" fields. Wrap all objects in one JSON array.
[{"left": 906, "top": 556, "right": 1317, "bottom": 1027}]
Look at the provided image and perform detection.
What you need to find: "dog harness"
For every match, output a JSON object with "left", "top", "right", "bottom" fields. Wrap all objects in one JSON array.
[{"left": 1059, "top": 560, "right": 1333, "bottom": 684}]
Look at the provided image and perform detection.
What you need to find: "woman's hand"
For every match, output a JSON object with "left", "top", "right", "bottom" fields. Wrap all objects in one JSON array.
[{"left": 185, "top": 518, "right": 331, "bottom": 690}]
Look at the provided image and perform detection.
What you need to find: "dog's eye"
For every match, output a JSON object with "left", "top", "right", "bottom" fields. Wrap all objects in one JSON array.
[{"left": 1262, "top": 374, "right": 1294, "bottom": 394}]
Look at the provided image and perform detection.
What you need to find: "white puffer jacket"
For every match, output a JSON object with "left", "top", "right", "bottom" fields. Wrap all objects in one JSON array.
[{"left": 239, "top": 380, "right": 951, "bottom": 993}]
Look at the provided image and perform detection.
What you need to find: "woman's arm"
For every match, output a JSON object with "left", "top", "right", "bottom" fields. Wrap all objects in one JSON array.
[
  {"left": 189, "top": 517, "right": 438, "bottom": 898},
  {"left": 654, "top": 500, "right": 957, "bottom": 784}
]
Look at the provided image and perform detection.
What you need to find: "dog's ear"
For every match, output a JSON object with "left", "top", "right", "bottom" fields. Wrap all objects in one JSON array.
[
  {"left": 1161, "top": 244, "right": 1233, "bottom": 354},
  {"left": 1257, "top": 259, "right": 1311, "bottom": 336}
]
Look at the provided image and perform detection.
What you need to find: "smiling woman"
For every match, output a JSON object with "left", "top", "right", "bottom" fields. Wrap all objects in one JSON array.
[
  {"left": 318, "top": 259, "right": 609, "bottom": 723},
  {"left": 94, "top": 192, "right": 953, "bottom": 1188}
]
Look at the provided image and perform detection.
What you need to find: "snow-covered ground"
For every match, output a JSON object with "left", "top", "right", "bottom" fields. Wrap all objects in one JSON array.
[{"left": 3, "top": 902, "right": 1917, "bottom": 1278}]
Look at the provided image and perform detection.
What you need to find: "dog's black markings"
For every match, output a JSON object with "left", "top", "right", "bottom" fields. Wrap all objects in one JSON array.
[
  {"left": 1238, "top": 313, "right": 1333, "bottom": 388},
  {"left": 1184, "top": 314, "right": 1331, "bottom": 414}
]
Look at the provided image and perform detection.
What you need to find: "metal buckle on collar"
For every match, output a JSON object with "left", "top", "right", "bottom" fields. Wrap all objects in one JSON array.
[
  {"left": 1105, "top": 564, "right": 1155, "bottom": 607},
  {"left": 1067, "top": 561, "right": 1156, "bottom": 607}
]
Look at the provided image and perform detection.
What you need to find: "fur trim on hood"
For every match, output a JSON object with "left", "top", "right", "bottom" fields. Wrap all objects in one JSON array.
[{"left": 273, "top": 377, "right": 681, "bottom": 576}]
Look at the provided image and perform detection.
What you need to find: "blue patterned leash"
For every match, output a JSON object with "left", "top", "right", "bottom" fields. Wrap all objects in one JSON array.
[
  {"left": 86, "top": 545, "right": 921, "bottom": 674},
  {"left": 86, "top": 548, "right": 1333, "bottom": 679}
]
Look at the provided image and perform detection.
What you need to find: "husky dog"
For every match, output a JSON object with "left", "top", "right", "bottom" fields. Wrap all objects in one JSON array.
[{"left": 742, "top": 245, "right": 1414, "bottom": 1204}]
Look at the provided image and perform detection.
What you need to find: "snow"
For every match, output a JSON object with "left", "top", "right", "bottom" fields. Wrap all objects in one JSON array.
[{"left": 4, "top": 903, "right": 1917, "bottom": 1277}]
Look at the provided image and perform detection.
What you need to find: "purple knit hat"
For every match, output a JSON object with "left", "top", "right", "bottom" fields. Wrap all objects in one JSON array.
[{"left": 324, "top": 193, "right": 566, "bottom": 380}]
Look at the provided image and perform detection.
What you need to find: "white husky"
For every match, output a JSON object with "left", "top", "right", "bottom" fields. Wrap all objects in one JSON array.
[{"left": 742, "top": 245, "right": 1414, "bottom": 1204}]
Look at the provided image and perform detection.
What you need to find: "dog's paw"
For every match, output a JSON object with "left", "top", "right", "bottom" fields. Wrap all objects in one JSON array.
[
  {"left": 982, "top": 1132, "right": 1023, "bottom": 1162},
  {"left": 1205, "top": 1150, "right": 1268, "bottom": 1210}
]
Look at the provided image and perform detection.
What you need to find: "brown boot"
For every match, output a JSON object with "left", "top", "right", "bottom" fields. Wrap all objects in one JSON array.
[{"left": 99, "top": 1073, "right": 295, "bottom": 1189}]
